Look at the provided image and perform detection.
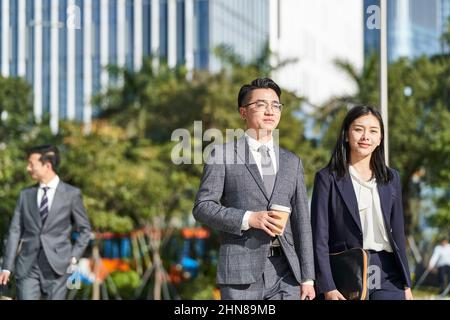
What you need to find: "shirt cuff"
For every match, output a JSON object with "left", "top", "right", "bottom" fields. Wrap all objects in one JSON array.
[
  {"left": 301, "top": 280, "right": 314, "bottom": 286},
  {"left": 241, "top": 211, "right": 253, "bottom": 231},
  {"left": 1, "top": 270, "right": 11, "bottom": 275}
]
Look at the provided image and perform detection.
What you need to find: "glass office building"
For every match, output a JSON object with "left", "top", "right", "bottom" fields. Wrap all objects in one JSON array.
[
  {"left": 0, "top": 0, "right": 269, "bottom": 133},
  {"left": 364, "top": 0, "right": 450, "bottom": 62},
  {"left": 1, "top": 0, "right": 366, "bottom": 130}
]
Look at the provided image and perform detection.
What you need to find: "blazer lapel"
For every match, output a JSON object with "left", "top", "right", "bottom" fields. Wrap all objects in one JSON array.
[
  {"left": 334, "top": 172, "right": 363, "bottom": 233},
  {"left": 269, "top": 145, "right": 286, "bottom": 202},
  {"left": 377, "top": 182, "right": 392, "bottom": 229},
  {"left": 235, "top": 137, "right": 270, "bottom": 201},
  {"left": 28, "top": 185, "right": 42, "bottom": 228}
]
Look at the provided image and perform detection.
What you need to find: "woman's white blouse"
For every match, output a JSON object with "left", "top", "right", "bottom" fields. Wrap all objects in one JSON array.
[{"left": 349, "top": 165, "right": 393, "bottom": 253}]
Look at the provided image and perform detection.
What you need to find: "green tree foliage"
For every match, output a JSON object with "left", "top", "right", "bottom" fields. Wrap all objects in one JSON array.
[
  {"left": 95, "top": 46, "right": 326, "bottom": 188},
  {"left": 109, "top": 270, "right": 141, "bottom": 299}
]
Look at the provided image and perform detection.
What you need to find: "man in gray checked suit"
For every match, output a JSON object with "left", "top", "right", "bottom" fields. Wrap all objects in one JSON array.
[
  {"left": 0, "top": 145, "right": 91, "bottom": 300},
  {"left": 193, "top": 78, "right": 315, "bottom": 300}
]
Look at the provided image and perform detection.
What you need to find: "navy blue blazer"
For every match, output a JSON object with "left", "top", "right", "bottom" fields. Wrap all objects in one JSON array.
[{"left": 311, "top": 167, "right": 412, "bottom": 294}]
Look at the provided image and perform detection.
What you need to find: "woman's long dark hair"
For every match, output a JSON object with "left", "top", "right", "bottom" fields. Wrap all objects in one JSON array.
[{"left": 327, "top": 105, "right": 392, "bottom": 184}]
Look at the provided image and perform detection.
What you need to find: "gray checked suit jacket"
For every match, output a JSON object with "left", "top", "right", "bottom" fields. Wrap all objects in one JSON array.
[
  {"left": 2, "top": 181, "right": 92, "bottom": 279},
  {"left": 193, "top": 137, "right": 315, "bottom": 285}
]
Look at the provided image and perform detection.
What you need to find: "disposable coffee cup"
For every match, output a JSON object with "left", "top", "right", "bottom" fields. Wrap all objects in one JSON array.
[{"left": 269, "top": 204, "right": 291, "bottom": 235}]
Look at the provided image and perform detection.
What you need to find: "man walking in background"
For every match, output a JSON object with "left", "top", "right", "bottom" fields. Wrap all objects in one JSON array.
[
  {"left": 0, "top": 145, "right": 91, "bottom": 300},
  {"left": 428, "top": 237, "right": 450, "bottom": 295}
]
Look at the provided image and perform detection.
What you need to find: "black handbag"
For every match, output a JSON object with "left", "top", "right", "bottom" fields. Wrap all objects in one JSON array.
[{"left": 329, "top": 248, "right": 370, "bottom": 300}]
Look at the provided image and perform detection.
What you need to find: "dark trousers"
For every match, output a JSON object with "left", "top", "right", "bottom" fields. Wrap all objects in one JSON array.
[
  {"left": 438, "top": 265, "right": 450, "bottom": 293},
  {"left": 368, "top": 250, "right": 405, "bottom": 300},
  {"left": 219, "top": 254, "right": 300, "bottom": 300},
  {"left": 16, "top": 248, "right": 69, "bottom": 300}
]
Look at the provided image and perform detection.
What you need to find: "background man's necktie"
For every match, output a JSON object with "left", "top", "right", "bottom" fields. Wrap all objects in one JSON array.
[{"left": 40, "top": 187, "right": 50, "bottom": 222}]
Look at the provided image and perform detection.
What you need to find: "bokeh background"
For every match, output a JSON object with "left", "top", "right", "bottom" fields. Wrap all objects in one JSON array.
[{"left": 0, "top": 0, "right": 449, "bottom": 299}]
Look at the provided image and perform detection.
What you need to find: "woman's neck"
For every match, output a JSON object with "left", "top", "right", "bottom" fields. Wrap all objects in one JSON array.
[{"left": 350, "top": 155, "right": 373, "bottom": 181}]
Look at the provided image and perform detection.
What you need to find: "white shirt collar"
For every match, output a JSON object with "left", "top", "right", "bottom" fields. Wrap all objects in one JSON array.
[
  {"left": 39, "top": 175, "right": 60, "bottom": 190},
  {"left": 349, "top": 165, "right": 376, "bottom": 188},
  {"left": 244, "top": 133, "right": 274, "bottom": 152}
]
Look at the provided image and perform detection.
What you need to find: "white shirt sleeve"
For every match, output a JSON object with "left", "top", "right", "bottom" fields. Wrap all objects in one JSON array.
[
  {"left": 241, "top": 211, "right": 253, "bottom": 231},
  {"left": 429, "top": 246, "right": 441, "bottom": 269}
]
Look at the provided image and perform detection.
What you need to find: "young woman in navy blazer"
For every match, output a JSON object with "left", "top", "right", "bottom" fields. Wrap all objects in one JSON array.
[{"left": 311, "top": 105, "right": 413, "bottom": 300}]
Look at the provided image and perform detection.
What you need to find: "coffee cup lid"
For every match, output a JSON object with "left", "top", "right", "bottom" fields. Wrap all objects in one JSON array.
[{"left": 270, "top": 204, "right": 291, "bottom": 213}]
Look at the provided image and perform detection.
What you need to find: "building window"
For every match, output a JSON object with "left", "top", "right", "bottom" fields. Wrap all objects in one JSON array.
[
  {"left": 177, "top": 0, "right": 185, "bottom": 65},
  {"left": 160, "top": 0, "right": 168, "bottom": 59}
]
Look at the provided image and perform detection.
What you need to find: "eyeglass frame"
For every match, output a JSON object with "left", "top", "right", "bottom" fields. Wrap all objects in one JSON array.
[{"left": 241, "top": 99, "right": 284, "bottom": 113}]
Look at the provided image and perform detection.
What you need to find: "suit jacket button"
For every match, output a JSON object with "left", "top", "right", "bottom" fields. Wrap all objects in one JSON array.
[{"left": 390, "top": 228, "right": 393, "bottom": 233}]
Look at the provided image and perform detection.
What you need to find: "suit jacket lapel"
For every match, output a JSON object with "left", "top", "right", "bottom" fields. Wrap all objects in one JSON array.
[
  {"left": 235, "top": 137, "right": 270, "bottom": 201},
  {"left": 377, "top": 182, "right": 392, "bottom": 229},
  {"left": 28, "top": 185, "right": 42, "bottom": 228},
  {"left": 269, "top": 146, "right": 286, "bottom": 202},
  {"left": 334, "top": 172, "right": 363, "bottom": 233}
]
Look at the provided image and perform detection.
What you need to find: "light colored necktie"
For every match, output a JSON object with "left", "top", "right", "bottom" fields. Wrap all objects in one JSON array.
[
  {"left": 258, "top": 146, "right": 280, "bottom": 247},
  {"left": 258, "top": 145, "right": 276, "bottom": 196}
]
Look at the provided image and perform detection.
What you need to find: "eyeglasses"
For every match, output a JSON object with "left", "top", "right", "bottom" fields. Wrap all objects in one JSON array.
[{"left": 242, "top": 100, "right": 283, "bottom": 113}]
